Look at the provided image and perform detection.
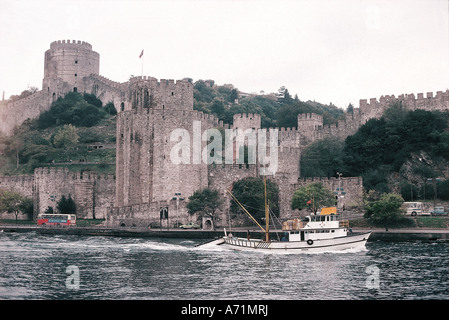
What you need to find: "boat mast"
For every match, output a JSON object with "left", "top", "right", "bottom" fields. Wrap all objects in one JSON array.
[{"left": 264, "top": 175, "right": 269, "bottom": 242}]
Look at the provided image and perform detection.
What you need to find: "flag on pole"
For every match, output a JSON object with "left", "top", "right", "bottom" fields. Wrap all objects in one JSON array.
[{"left": 139, "top": 50, "right": 144, "bottom": 58}]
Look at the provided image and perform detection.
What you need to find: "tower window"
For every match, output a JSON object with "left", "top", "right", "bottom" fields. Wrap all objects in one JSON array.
[
  {"left": 73, "top": 87, "right": 77, "bottom": 92},
  {"left": 75, "top": 74, "right": 77, "bottom": 77},
  {"left": 75, "top": 60, "right": 78, "bottom": 64}
]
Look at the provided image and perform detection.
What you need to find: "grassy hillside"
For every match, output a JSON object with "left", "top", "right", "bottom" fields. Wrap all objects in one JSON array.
[{"left": 0, "top": 93, "right": 117, "bottom": 175}]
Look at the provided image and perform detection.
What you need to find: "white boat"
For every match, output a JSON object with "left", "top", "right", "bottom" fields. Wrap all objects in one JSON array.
[
  {"left": 200, "top": 178, "right": 371, "bottom": 253},
  {"left": 222, "top": 214, "right": 371, "bottom": 253}
]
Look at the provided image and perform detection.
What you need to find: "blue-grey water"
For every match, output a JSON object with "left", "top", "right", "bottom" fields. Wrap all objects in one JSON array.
[{"left": 0, "top": 231, "right": 448, "bottom": 300}]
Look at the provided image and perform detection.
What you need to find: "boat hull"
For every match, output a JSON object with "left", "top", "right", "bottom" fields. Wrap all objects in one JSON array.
[{"left": 222, "top": 231, "right": 371, "bottom": 253}]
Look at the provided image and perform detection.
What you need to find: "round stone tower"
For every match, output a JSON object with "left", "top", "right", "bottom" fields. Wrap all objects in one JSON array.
[{"left": 42, "top": 40, "right": 99, "bottom": 93}]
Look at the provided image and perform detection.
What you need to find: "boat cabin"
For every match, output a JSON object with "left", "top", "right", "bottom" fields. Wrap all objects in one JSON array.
[{"left": 283, "top": 212, "right": 349, "bottom": 242}]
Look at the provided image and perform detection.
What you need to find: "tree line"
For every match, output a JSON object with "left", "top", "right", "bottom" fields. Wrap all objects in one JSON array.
[
  {"left": 193, "top": 80, "right": 345, "bottom": 128},
  {"left": 300, "top": 103, "right": 449, "bottom": 201}
]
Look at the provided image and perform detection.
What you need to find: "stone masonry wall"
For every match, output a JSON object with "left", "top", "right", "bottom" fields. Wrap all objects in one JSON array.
[
  {"left": 0, "top": 174, "right": 34, "bottom": 219},
  {"left": 359, "top": 90, "right": 449, "bottom": 124},
  {"left": 33, "top": 167, "right": 115, "bottom": 220}
]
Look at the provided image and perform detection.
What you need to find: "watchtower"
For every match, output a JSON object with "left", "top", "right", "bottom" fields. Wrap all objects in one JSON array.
[
  {"left": 42, "top": 40, "right": 100, "bottom": 94},
  {"left": 297, "top": 113, "right": 323, "bottom": 143}
]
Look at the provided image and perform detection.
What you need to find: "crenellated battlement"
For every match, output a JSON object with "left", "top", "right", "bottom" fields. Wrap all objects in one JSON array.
[
  {"left": 126, "top": 75, "right": 193, "bottom": 111},
  {"left": 359, "top": 89, "right": 449, "bottom": 123},
  {"left": 360, "top": 90, "right": 449, "bottom": 107},
  {"left": 297, "top": 176, "right": 362, "bottom": 184},
  {"left": 34, "top": 167, "right": 115, "bottom": 181},
  {"left": 34, "top": 166, "right": 72, "bottom": 177},
  {"left": 0, "top": 174, "right": 34, "bottom": 185},
  {"left": 297, "top": 113, "right": 323, "bottom": 122},
  {"left": 128, "top": 75, "right": 191, "bottom": 86},
  {"left": 50, "top": 39, "right": 93, "bottom": 50},
  {"left": 90, "top": 74, "right": 125, "bottom": 90},
  {"left": 232, "top": 113, "right": 261, "bottom": 130},
  {"left": 233, "top": 113, "right": 260, "bottom": 119},
  {"left": 209, "top": 163, "right": 258, "bottom": 171}
]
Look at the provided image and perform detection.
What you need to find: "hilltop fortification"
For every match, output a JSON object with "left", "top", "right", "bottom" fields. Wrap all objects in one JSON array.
[{"left": 2, "top": 40, "right": 447, "bottom": 227}]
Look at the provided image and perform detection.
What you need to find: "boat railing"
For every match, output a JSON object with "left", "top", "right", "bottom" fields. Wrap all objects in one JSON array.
[
  {"left": 225, "top": 236, "right": 271, "bottom": 249},
  {"left": 225, "top": 236, "right": 264, "bottom": 248}
]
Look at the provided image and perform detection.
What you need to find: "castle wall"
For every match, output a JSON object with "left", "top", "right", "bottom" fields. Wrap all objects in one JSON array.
[
  {"left": 0, "top": 175, "right": 34, "bottom": 198},
  {"left": 359, "top": 90, "right": 449, "bottom": 124},
  {"left": 0, "top": 90, "right": 53, "bottom": 135},
  {"left": 106, "top": 198, "right": 195, "bottom": 228},
  {"left": 83, "top": 74, "right": 126, "bottom": 110},
  {"left": 208, "top": 163, "right": 258, "bottom": 227},
  {"left": 33, "top": 167, "right": 115, "bottom": 220},
  {"left": 0, "top": 174, "right": 34, "bottom": 219},
  {"left": 295, "top": 176, "right": 364, "bottom": 210}
]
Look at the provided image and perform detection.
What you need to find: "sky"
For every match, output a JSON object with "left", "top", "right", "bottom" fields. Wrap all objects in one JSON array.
[{"left": 0, "top": 0, "right": 448, "bottom": 110}]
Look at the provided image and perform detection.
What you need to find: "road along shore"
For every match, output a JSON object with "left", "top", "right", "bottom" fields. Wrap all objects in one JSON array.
[{"left": 1, "top": 225, "right": 449, "bottom": 242}]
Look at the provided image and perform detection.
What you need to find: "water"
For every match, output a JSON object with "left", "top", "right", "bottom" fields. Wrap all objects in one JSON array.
[{"left": 0, "top": 231, "right": 448, "bottom": 300}]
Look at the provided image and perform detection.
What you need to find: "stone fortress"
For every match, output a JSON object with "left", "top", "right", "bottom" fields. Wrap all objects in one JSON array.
[{"left": 1, "top": 40, "right": 448, "bottom": 227}]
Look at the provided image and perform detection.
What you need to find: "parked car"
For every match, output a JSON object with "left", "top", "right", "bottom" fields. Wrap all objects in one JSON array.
[
  {"left": 179, "top": 222, "right": 201, "bottom": 229},
  {"left": 431, "top": 206, "right": 448, "bottom": 216}
]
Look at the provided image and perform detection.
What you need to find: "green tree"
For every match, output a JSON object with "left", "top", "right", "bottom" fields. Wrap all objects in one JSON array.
[
  {"left": 229, "top": 177, "right": 279, "bottom": 224},
  {"left": 0, "top": 189, "right": 33, "bottom": 222},
  {"left": 37, "top": 92, "right": 107, "bottom": 129},
  {"left": 53, "top": 124, "right": 79, "bottom": 149},
  {"left": 187, "top": 188, "right": 223, "bottom": 230},
  {"left": 277, "top": 86, "right": 293, "bottom": 104},
  {"left": 300, "top": 137, "right": 345, "bottom": 178},
  {"left": 229, "top": 89, "right": 238, "bottom": 103},
  {"left": 193, "top": 80, "right": 215, "bottom": 103},
  {"left": 210, "top": 99, "right": 225, "bottom": 120},
  {"left": 291, "top": 183, "right": 335, "bottom": 214},
  {"left": 276, "top": 101, "right": 314, "bottom": 128},
  {"left": 364, "top": 193, "right": 404, "bottom": 231},
  {"left": 83, "top": 93, "right": 102, "bottom": 108},
  {"left": 56, "top": 194, "right": 76, "bottom": 214},
  {"left": 104, "top": 102, "right": 117, "bottom": 115}
]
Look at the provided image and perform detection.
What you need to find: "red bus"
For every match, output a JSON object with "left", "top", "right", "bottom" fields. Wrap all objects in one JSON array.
[{"left": 37, "top": 213, "right": 76, "bottom": 226}]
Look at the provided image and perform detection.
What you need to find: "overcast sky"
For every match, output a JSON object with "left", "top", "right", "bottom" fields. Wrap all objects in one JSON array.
[{"left": 0, "top": 0, "right": 448, "bottom": 109}]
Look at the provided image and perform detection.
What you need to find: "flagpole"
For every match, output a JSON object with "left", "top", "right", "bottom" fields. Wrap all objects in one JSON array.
[{"left": 139, "top": 49, "right": 144, "bottom": 76}]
